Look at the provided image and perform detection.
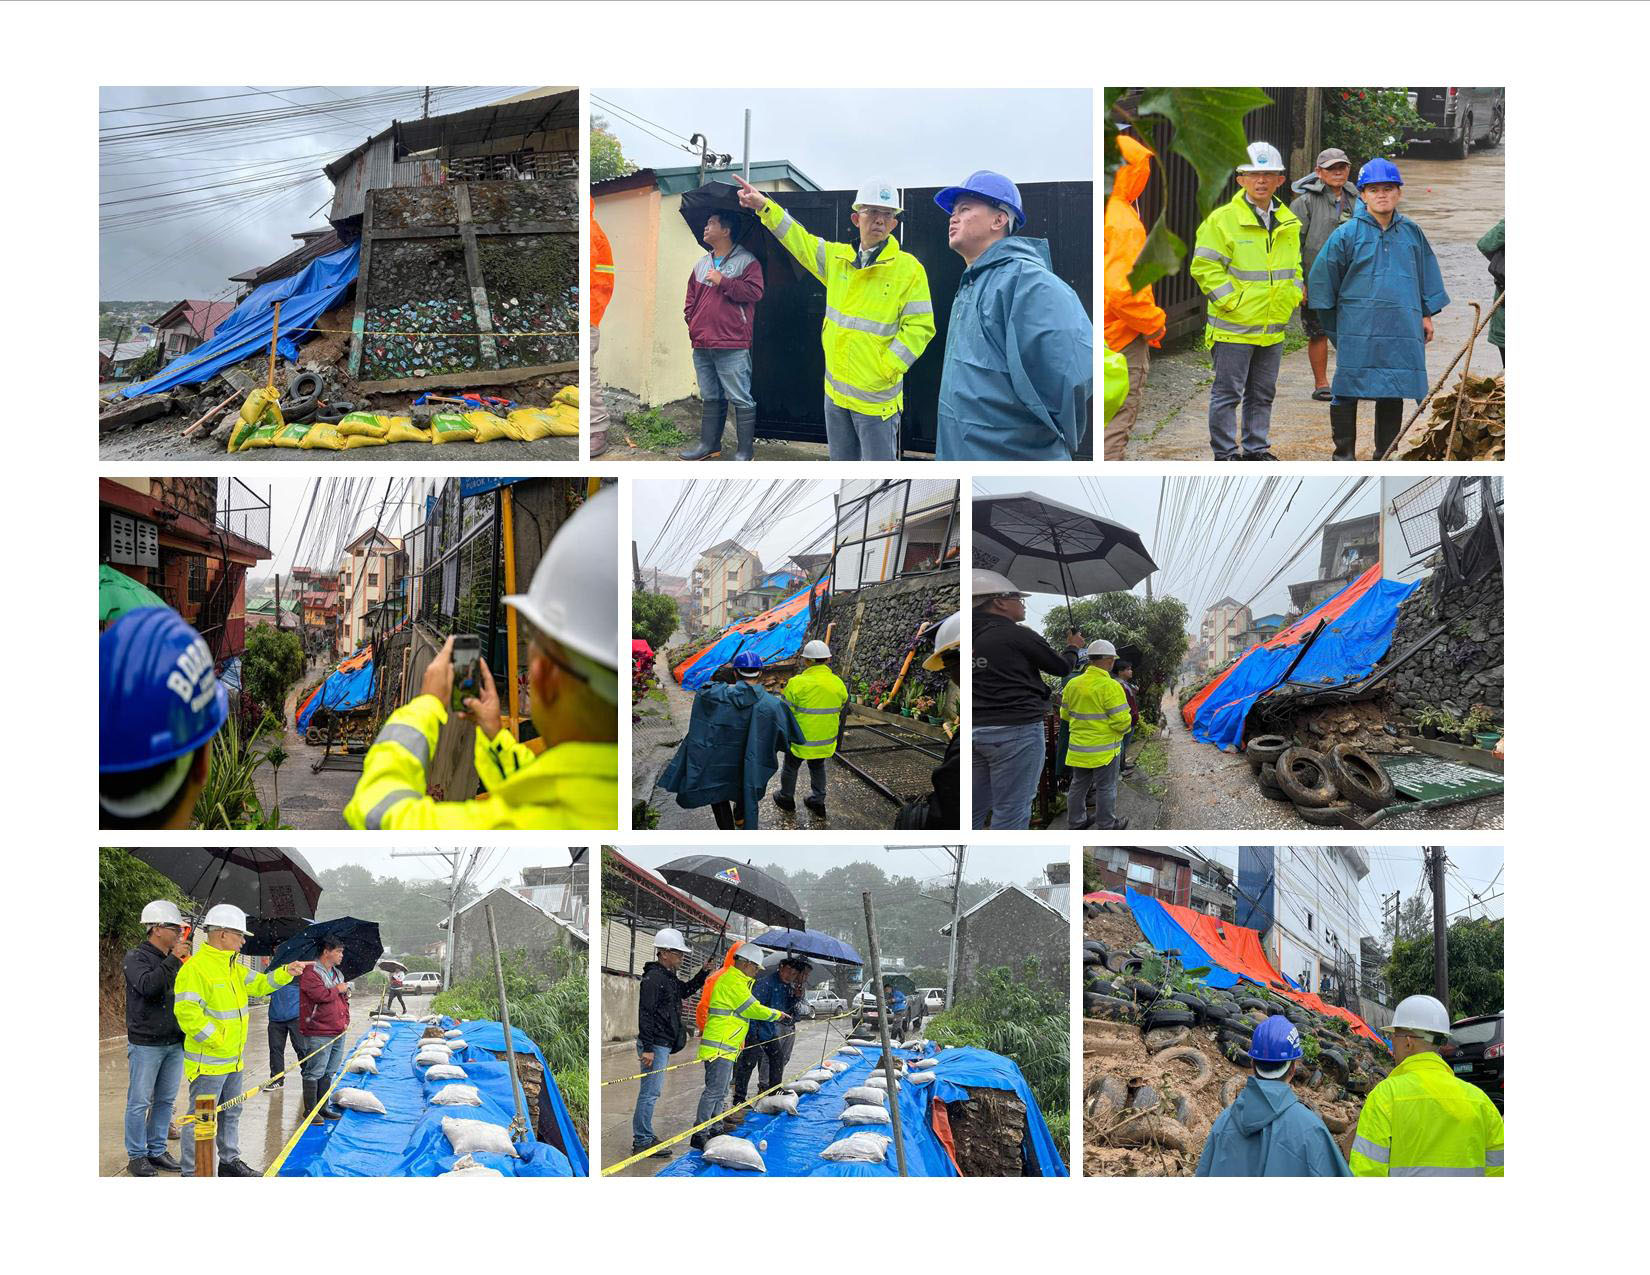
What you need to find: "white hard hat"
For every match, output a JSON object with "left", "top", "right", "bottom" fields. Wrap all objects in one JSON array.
[
  {"left": 141, "top": 900, "right": 184, "bottom": 927},
  {"left": 971, "top": 568, "right": 1026, "bottom": 602},
  {"left": 502, "top": 484, "right": 618, "bottom": 703},
  {"left": 922, "top": 611, "right": 961, "bottom": 671},
  {"left": 1236, "top": 141, "right": 1286, "bottom": 173},
  {"left": 202, "top": 902, "right": 252, "bottom": 935},
  {"left": 1087, "top": 639, "right": 1117, "bottom": 658},
  {"left": 653, "top": 927, "right": 691, "bottom": 954},
  {"left": 732, "top": 942, "right": 765, "bottom": 966},
  {"left": 802, "top": 639, "right": 831, "bottom": 659},
  {"left": 1390, "top": 994, "right": 1452, "bottom": 1038},
  {"left": 851, "top": 180, "right": 903, "bottom": 213}
]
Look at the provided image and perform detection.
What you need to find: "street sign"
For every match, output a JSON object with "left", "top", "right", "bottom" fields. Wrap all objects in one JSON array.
[{"left": 1385, "top": 756, "right": 1504, "bottom": 802}]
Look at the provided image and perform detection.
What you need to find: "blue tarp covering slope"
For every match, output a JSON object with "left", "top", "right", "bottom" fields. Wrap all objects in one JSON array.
[
  {"left": 674, "top": 579, "right": 827, "bottom": 691},
  {"left": 658, "top": 1041, "right": 1066, "bottom": 1177},
  {"left": 1189, "top": 574, "right": 1419, "bottom": 751},
  {"left": 296, "top": 656, "right": 375, "bottom": 734},
  {"left": 118, "top": 242, "right": 360, "bottom": 398},
  {"left": 278, "top": 1015, "right": 586, "bottom": 1177},
  {"left": 1124, "top": 887, "right": 1239, "bottom": 990}
]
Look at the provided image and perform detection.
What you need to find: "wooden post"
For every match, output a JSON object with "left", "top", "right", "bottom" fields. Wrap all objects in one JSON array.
[
  {"left": 347, "top": 196, "right": 374, "bottom": 378},
  {"left": 861, "top": 890, "right": 908, "bottom": 1177},
  {"left": 453, "top": 184, "right": 501, "bottom": 370},
  {"left": 266, "top": 301, "right": 281, "bottom": 393},
  {"left": 193, "top": 1094, "right": 216, "bottom": 1177}
]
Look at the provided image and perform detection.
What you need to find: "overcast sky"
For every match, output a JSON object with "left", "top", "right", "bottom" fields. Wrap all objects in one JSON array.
[
  {"left": 974, "top": 476, "right": 1433, "bottom": 635},
  {"left": 99, "top": 86, "right": 531, "bottom": 300},
  {"left": 632, "top": 478, "right": 841, "bottom": 578},
  {"left": 229, "top": 475, "right": 430, "bottom": 594},
  {"left": 302, "top": 847, "right": 582, "bottom": 896},
  {"left": 614, "top": 844, "right": 1060, "bottom": 891},
  {"left": 591, "top": 88, "right": 1092, "bottom": 192}
]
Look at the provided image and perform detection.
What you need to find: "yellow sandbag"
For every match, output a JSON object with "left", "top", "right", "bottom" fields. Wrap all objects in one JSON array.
[
  {"left": 383, "top": 416, "right": 430, "bottom": 444},
  {"left": 544, "top": 401, "right": 580, "bottom": 435},
  {"left": 344, "top": 432, "right": 387, "bottom": 449},
  {"left": 300, "top": 422, "right": 348, "bottom": 451},
  {"left": 429, "top": 413, "right": 477, "bottom": 444},
  {"left": 508, "top": 409, "right": 554, "bottom": 441},
  {"left": 237, "top": 421, "right": 281, "bottom": 449},
  {"left": 466, "top": 410, "right": 523, "bottom": 443},
  {"left": 272, "top": 422, "right": 313, "bottom": 448},
  {"left": 337, "top": 411, "right": 390, "bottom": 439},
  {"left": 228, "top": 387, "right": 283, "bottom": 453},
  {"left": 552, "top": 385, "right": 579, "bottom": 409}
]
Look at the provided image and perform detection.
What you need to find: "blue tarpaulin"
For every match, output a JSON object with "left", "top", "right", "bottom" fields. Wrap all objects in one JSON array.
[
  {"left": 277, "top": 1015, "right": 587, "bottom": 1177},
  {"left": 673, "top": 579, "right": 828, "bottom": 691},
  {"left": 658, "top": 1041, "right": 1066, "bottom": 1177},
  {"left": 118, "top": 242, "right": 360, "bottom": 399},
  {"left": 295, "top": 656, "right": 375, "bottom": 734},
  {"left": 1124, "top": 888, "right": 1239, "bottom": 990}
]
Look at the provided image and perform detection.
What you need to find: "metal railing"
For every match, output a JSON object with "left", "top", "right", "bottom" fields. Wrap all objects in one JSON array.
[
  {"left": 1391, "top": 475, "right": 1505, "bottom": 557},
  {"left": 217, "top": 477, "right": 271, "bottom": 550}
]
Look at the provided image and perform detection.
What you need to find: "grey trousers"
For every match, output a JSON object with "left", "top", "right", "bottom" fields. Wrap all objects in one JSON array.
[
  {"left": 824, "top": 398, "right": 899, "bottom": 461},
  {"left": 1208, "top": 341, "right": 1284, "bottom": 458},
  {"left": 1068, "top": 755, "right": 1122, "bottom": 830}
]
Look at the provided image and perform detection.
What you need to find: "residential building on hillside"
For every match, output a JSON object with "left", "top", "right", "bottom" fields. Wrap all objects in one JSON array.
[
  {"left": 152, "top": 299, "right": 235, "bottom": 359},
  {"left": 1199, "top": 596, "right": 1252, "bottom": 669},
  {"left": 337, "top": 528, "right": 405, "bottom": 651},
  {"left": 1236, "top": 845, "right": 1371, "bottom": 1005},
  {"left": 690, "top": 540, "right": 762, "bottom": 632},
  {"left": 940, "top": 883, "right": 1069, "bottom": 996}
]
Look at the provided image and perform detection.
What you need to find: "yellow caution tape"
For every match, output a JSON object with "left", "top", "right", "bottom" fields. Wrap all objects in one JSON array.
[
  {"left": 262, "top": 1069, "right": 347, "bottom": 1178},
  {"left": 173, "top": 1029, "right": 348, "bottom": 1127},
  {"left": 600, "top": 1013, "right": 855, "bottom": 1087}
]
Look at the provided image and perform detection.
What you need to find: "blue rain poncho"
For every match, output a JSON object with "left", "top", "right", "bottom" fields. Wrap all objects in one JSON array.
[
  {"left": 657, "top": 680, "right": 801, "bottom": 829},
  {"left": 1194, "top": 1077, "right": 1353, "bottom": 1177},
  {"left": 936, "top": 237, "right": 1093, "bottom": 461},
  {"left": 1307, "top": 203, "right": 1449, "bottom": 400}
]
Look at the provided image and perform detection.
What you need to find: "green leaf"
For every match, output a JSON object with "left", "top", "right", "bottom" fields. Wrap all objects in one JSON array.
[
  {"left": 1127, "top": 214, "right": 1186, "bottom": 292},
  {"left": 1136, "top": 87, "right": 1274, "bottom": 219}
]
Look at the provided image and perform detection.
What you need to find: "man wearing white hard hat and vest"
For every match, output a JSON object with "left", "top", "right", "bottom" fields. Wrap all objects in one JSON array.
[
  {"left": 345, "top": 484, "right": 619, "bottom": 830},
  {"left": 1351, "top": 994, "right": 1504, "bottom": 1177},
  {"left": 735, "top": 174, "right": 935, "bottom": 461},
  {"left": 775, "top": 638, "right": 848, "bottom": 820},
  {"left": 692, "top": 942, "right": 788, "bottom": 1150},
  {"left": 1060, "top": 639, "right": 1132, "bottom": 830},
  {"left": 172, "top": 903, "right": 310, "bottom": 1176}
]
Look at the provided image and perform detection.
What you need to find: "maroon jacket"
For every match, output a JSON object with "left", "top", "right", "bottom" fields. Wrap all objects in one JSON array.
[
  {"left": 298, "top": 963, "right": 350, "bottom": 1037},
  {"left": 684, "top": 246, "right": 764, "bottom": 349}
]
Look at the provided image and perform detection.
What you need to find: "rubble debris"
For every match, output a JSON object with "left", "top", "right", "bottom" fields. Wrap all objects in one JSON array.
[
  {"left": 1398, "top": 374, "right": 1505, "bottom": 460},
  {"left": 99, "top": 394, "right": 175, "bottom": 433}
]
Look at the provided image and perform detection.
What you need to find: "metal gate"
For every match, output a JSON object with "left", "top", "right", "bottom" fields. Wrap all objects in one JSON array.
[{"left": 749, "top": 181, "right": 1093, "bottom": 454}]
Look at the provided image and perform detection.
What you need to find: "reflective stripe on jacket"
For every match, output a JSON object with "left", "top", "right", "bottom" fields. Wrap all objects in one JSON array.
[
  {"left": 758, "top": 197, "right": 936, "bottom": 418},
  {"left": 1060, "top": 666, "right": 1130, "bottom": 769},
  {"left": 1350, "top": 1051, "right": 1505, "bottom": 1177},
  {"left": 1190, "top": 190, "right": 1304, "bottom": 347},
  {"left": 172, "top": 942, "right": 292, "bottom": 1080},
  {"left": 343, "top": 694, "right": 618, "bottom": 831},
  {"left": 697, "top": 965, "right": 782, "bottom": 1061},
  {"left": 783, "top": 664, "right": 848, "bottom": 759}
]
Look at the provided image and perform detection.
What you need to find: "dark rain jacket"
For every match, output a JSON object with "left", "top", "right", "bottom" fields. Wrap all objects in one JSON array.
[
  {"left": 657, "top": 680, "right": 802, "bottom": 830},
  {"left": 1288, "top": 173, "right": 1360, "bottom": 304},
  {"left": 637, "top": 959, "right": 710, "bottom": 1054},
  {"left": 973, "top": 612, "right": 1078, "bottom": 726},
  {"left": 124, "top": 942, "right": 184, "bottom": 1046},
  {"left": 1195, "top": 1077, "right": 1353, "bottom": 1177}
]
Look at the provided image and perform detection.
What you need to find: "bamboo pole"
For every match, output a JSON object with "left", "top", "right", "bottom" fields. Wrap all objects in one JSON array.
[
  {"left": 861, "top": 890, "right": 908, "bottom": 1177},
  {"left": 484, "top": 904, "right": 531, "bottom": 1142}
]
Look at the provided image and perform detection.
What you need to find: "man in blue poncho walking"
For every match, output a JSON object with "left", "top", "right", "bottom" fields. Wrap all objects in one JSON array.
[
  {"left": 1195, "top": 1015, "right": 1353, "bottom": 1177},
  {"left": 1307, "top": 158, "right": 1449, "bottom": 460}
]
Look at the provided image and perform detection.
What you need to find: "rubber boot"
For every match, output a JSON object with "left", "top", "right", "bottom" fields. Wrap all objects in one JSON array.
[
  {"left": 679, "top": 399, "right": 725, "bottom": 461},
  {"left": 1373, "top": 397, "right": 1403, "bottom": 458},
  {"left": 1329, "top": 401, "right": 1358, "bottom": 461},
  {"left": 732, "top": 405, "right": 756, "bottom": 461},
  {"left": 302, "top": 1078, "right": 324, "bottom": 1125}
]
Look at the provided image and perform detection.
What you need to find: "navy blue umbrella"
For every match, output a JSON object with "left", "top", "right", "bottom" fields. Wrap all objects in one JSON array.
[
  {"left": 271, "top": 917, "right": 383, "bottom": 982},
  {"left": 243, "top": 915, "right": 312, "bottom": 957},
  {"left": 750, "top": 927, "right": 863, "bottom": 967}
]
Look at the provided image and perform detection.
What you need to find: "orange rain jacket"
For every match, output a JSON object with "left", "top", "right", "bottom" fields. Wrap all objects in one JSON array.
[
  {"left": 1103, "top": 134, "right": 1167, "bottom": 353},
  {"left": 589, "top": 199, "right": 615, "bottom": 328}
]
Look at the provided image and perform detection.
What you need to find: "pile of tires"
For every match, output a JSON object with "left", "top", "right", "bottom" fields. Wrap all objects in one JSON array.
[{"left": 1244, "top": 737, "right": 1397, "bottom": 826}]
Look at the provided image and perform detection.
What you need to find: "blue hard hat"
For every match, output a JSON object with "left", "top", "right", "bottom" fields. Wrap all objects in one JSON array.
[
  {"left": 934, "top": 170, "right": 1025, "bottom": 228},
  {"left": 1249, "top": 1014, "right": 1305, "bottom": 1063},
  {"left": 1358, "top": 157, "right": 1403, "bottom": 187},
  {"left": 100, "top": 608, "right": 228, "bottom": 773},
  {"left": 731, "top": 651, "right": 764, "bottom": 671}
]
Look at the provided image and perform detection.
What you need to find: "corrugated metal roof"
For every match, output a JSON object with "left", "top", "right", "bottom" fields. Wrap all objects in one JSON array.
[
  {"left": 230, "top": 227, "right": 347, "bottom": 287},
  {"left": 594, "top": 160, "right": 821, "bottom": 198},
  {"left": 324, "top": 90, "right": 577, "bottom": 182}
]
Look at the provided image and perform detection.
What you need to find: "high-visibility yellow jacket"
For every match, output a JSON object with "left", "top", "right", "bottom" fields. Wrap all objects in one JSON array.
[
  {"left": 783, "top": 663, "right": 848, "bottom": 760},
  {"left": 1350, "top": 1051, "right": 1505, "bottom": 1177},
  {"left": 343, "top": 695, "right": 618, "bottom": 830},
  {"left": 697, "top": 965, "right": 782, "bottom": 1061},
  {"left": 172, "top": 942, "right": 292, "bottom": 1080},
  {"left": 1103, "top": 346, "right": 1129, "bottom": 423},
  {"left": 1190, "top": 190, "right": 1304, "bottom": 347},
  {"left": 1060, "top": 666, "right": 1131, "bottom": 768},
  {"left": 758, "top": 197, "right": 935, "bottom": 418}
]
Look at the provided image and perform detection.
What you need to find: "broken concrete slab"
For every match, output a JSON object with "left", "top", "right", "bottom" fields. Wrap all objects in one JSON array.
[{"left": 99, "top": 395, "right": 175, "bottom": 433}]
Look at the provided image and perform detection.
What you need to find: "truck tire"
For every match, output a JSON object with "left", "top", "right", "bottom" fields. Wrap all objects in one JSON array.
[
  {"left": 1144, "top": 1025, "right": 1190, "bottom": 1052},
  {"left": 1142, "top": 1005, "right": 1196, "bottom": 1032},
  {"left": 1455, "top": 116, "right": 1472, "bottom": 158},
  {"left": 1275, "top": 746, "right": 1338, "bottom": 808},
  {"left": 1295, "top": 800, "right": 1354, "bottom": 827},
  {"left": 1155, "top": 1046, "right": 1213, "bottom": 1092},
  {"left": 287, "top": 370, "right": 325, "bottom": 400},
  {"left": 1328, "top": 744, "right": 1396, "bottom": 812},
  {"left": 1258, "top": 763, "right": 1292, "bottom": 801},
  {"left": 1220, "top": 1076, "right": 1246, "bottom": 1108},
  {"left": 1245, "top": 733, "right": 1290, "bottom": 772}
]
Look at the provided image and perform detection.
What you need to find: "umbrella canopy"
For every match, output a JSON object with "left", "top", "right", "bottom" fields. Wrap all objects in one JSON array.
[
  {"left": 271, "top": 917, "right": 384, "bottom": 981},
  {"left": 678, "top": 180, "right": 767, "bottom": 260},
  {"left": 655, "top": 854, "right": 805, "bottom": 930},
  {"left": 244, "top": 915, "right": 312, "bottom": 957},
  {"left": 129, "top": 848, "right": 324, "bottom": 919},
  {"left": 378, "top": 958, "right": 408, "bottom": 974},
  {"left": 974, "top": 491, "right": 1158, "bottom": 603},
  {"left": 750, "top": 927, "right": 863, "bottom": 967},
  {"left": 99, "top": 564, "right": 169, "bottom": 628}
]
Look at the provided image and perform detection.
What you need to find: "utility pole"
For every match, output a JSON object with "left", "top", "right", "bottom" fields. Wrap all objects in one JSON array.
[
  {"left": 391, "top": 848, "right": 475, "bottom": 988},
  {"left": 1427, "top": 846, "right": 1449, "bottom": 1008},
  {"left": 743, "top": 108, "right": 751, "bottom": 181},
  {"left": 944, "top": 846, "right": 965, "bottom": 1013},
  {"left": 632, "top": 540, "right": 644, "bottom": 591},
  {"left": 861, "top": 890, "right": 908, "bottom": 1177},
  {"left": 691, "top": 132, "right": 710, "bottom": 186},
  {"left": 422, "top": 86, "right": 431, "bottom": 119},
  {"left": 274, "top": 573, "right": 282, "bottom": 635}
]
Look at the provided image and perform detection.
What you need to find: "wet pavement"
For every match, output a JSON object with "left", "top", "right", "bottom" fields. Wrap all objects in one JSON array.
[
  {"left": 100, "top": 989, "right": 437, "bottom": 1176},
  {"left": 251, "top": 661, "right": 357, "bottom": 831},
  {"left": 1126, "top": 145, "right": 1505, "bottom": 461},
  {"left": 599, "top": 1015, "right": 845, "bottom": 1177}
]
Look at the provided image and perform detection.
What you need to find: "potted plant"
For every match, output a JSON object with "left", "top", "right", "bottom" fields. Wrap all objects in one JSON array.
[
  {"left": 1464, "top": 704, "right": 1501, "bottom": 751},
  {"left": 1416, "top": 706, "right": 1444, "bottom": 739}
]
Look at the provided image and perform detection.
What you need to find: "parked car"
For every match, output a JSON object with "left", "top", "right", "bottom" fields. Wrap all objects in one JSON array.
[
  {"left": 403, "top": 971, "right": 443, "bottom": 995},
  {"left": 807, "top": 987, "right": 848, "bottom": 1015},
  {"left": 910, "top": 987, "right": 946, "bottom": 1027},
  {"left": 1405, "top": 88, "right": 1505, "bottom": 158},
  {"left": 1441, "top": 1012, "right": 1503, "bottom": 1111}
]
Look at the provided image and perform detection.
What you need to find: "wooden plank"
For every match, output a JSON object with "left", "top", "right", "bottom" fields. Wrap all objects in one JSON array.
[
  {"left": 353, "top": 361, "right": 576, "bottom": 395},
  {"left": 845, "top": 701, "right": 948, "bottom": 741},
  {"left": 364, "top": 225, "right": 462, "bottom": 241},
  {"left": 453, "top": 184, "right": 500, "bottom": 371},
  {"left": 346, "top": 194, "right": 375, "bottom": 377}
]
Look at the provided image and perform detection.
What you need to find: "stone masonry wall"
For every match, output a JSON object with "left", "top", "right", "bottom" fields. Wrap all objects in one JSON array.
[
  {"left": 811, "top": 571, "right": 959, "bottom": 711},
  {"left": 1383, "top": 558, "right": 1504, "bottom": 725}
]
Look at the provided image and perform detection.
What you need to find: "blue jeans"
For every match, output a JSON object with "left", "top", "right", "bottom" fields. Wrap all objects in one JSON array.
[
  {"left": 632, "top": 1042, "right": 672, "bottom": 1147},
  {"left": 694, "top": 1055, "right": 735, "bottom": 1134},
  {"left": 299, "top": 1033, "right": 347, "bottom": 1086},
  {"left": 1208, "top": 341, "right": 1283, "bottom": 458},
  {"left": 1119, "top": 729, "right": 1134, "bottom": 767},
  {"left": 1068, "top": 754, "right": 1121, "bottom": 829},
  {"left": 972, "top": 720, "right": 1047, "bottom": 829},
  {"left": 179, "top": 1067, "right": 245, "bottom": 1174},
  {"left": 124, "top": 1042, "right": 183, "bottom": 1160},
  {"left": 692, "top": 347, "right": 754, "bottom": 409},
  {"left": 823, "top": 397, "right": 899, "bottom": 461}
]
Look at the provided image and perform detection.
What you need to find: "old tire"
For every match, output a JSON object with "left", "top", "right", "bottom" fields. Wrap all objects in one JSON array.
[
  {"left": 1319, "top": 1047, "right": 1350, "bottom": 1078},
  {"left": 1220, "top": 1076, "right": 1246, "bottom": 1108},
  {"left": 1221, "top": 1038, "right": 1253, "bottom": 1067},
  {"left": 1275, "top": 746, "right": 1338, "bottom": 808},
  {"left": 287, "top": 370, "right": 325, "bottom": 400},
  {"left": 1085, "top": 993, "right": 1134, "bottom": 1021},
  {"left": 1246, "top": 734, "right": 1290, "bottom": 772},
  {"left": 1258, "top": 764, "right": 1292, "bottom": 801},
  {"left": 280, "top": 393, "right": 318, "bottom": 423},
  {"left": 1295, "top": 800, "right": 1354, "bottom": 827},
  {"left": 1328, "top": 744, "right": 1397, "bottom": 812},
  {"left": 1143, "top": 1025, "right": 1190, "bottom": 1052},
  {"left": 1141, "top": 1005, "right": 1196, "bottom": 1032},
  {"left": 1155, "top": 1046, "right": 1213, "bottom": 1092},
  {"left": 1104, "top": 952, "right": 1140, "bottom": 974}
]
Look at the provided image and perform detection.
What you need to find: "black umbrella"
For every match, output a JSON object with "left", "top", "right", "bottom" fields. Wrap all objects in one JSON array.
[
  {"left": 271, "top": 917, "right": 384, "bottom": 982},
  {"left": 655, "top": 854, "right": 805, "bottom": 931},
  {"left": 974, "top": 491, "right": 1158, "bottom": 629},
  {"left": 243, "top": 915, "right": 312, "bottom": 958},
  {"left": 678, "top": 180, "right": 768, "bottom": 261},
  {"left": 129, "top": 848, "right": 323, "bottom": 919}
]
